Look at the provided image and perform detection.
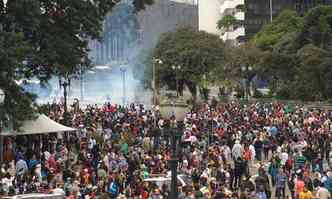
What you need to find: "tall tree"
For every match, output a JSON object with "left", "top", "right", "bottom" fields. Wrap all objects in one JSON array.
[
  {"left": 253, "top": 5, "right": 332, "bottom": 101},
  {"left": 253, "top": 10, "right": 303, "bottom": 51},
  {"left": 217, "top": 14, "right": 241, "bottom": 41},
  {"left": 152, "top": 27, "right": 225, "bottom": 97},
  {"left": 0, "top": 0, "right": 153, "bottom": 128}
]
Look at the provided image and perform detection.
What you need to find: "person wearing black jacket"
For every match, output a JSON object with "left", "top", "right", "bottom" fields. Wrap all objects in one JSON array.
[
  {"left": 233, "top": 157, "right": 245, "bottom": 190},
  {"left": 304, "top": 144, "right": 319, "bottom": 172},
  {"left": 254, "top": 137, "right": 263, "bottom": 161},
  {"left": 255, "top": 168, "right": 271, "bottom": 199}
]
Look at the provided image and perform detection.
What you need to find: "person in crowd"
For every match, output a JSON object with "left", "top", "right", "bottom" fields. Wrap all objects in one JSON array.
[
  {"left": 275, "top": 168, "right": 287, "bottom": 199},
  {"left": 0, "top": 101, "right": 331, "bottom": 199}
]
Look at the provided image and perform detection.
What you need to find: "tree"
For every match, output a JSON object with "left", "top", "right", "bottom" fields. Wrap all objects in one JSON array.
[
  {"left": 217, "top": 14, "right": 241, "bottom": 41},
  {"left": 253, "top": 10, "right": 303, "bottom": 51},
  {"left": 0, "top": 0, "right": 153, "bottom": 128},
  {"left": 217, "top": 15, "right": 240, "bottom": 30},
  {"left": 296, "top": 5, "right": 332, "bottom": 50},
  {"left": 252, "top": 5, "right": 332, "bottom": 101},
  {"left": 152, "top": 27, "right": 225, "bottom": 98}
]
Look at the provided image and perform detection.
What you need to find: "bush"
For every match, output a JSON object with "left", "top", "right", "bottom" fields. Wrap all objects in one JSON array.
[{"left": 276, "top": 86, "right": 292, "bottom": 100}]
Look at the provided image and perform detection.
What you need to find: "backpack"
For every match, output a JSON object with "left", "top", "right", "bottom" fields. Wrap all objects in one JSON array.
[
  {"left": 286, "top": 158, "right": 294, "bottom": 170},
  {"left": 109, "top": 182, "right": 119, "bottom": 197},
  {"left": 243, "top": 149, "right": 252, "bottom": 161},
  {"left": 324, "top": 176, "right": 332, "bottom": 191}
]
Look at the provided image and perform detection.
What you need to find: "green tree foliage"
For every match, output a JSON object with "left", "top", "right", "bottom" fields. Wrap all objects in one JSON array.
[
  {"left": 217, "top": 14, "right": 240, "bottom": 31},
  {"left": 0, "top": 31, "right": 37, "bottom": 128},
  {"left": 219, "top": 42, "right": 262, "bottom": 87},
  {"left": 252, "top": 6, "right": 332, "bottom": 101},
  {"left": 253, "top": 10, "right": 303, "bottom": 51},
  {"left": 152, "top": 27, "right": 225, "bottom": 97},
  {"left": 0, "top": 0, "right": 153, "bottom": 128}
]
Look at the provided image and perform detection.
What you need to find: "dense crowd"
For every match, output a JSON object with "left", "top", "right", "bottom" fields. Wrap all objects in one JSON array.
[{"left": 0, "top": 100, "right": 332, "bottom": 199}]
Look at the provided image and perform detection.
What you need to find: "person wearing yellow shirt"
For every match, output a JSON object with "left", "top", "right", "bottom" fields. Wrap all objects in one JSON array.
[{"left": 299, "top": 187, "right": 313, "bottom": 199}]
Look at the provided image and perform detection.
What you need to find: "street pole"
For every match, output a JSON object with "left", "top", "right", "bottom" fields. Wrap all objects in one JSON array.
[
  {"left": 172, "top": 65, "right": 181, "bottom": 97},
  {"left": 0, "top": 120, "right": 3, "bottom": 163},
  {"left": 270, "top": 0, "right": 273, "bottom": 23},
  {"left": 0, "top": 88, "right": 3, "bottom": 163},
  {"left": 153, "top": 60, "right": 156, "bottom": 106},
  {"left": 120, "top": 66, "right": 127, "bottom": 106},
  {"left": 80, "top": 66, "right": 84, "bottom": 102},
  {"left": 244, "top": 78, "right": 247, "bottom": 101},
  {"left": 63, "top": 82, "right": 68, "bottom": 114},
  {"left": 176, "top": 74, "right": 178, "bottom": 97},
  {"left": 59, "top": 78, "right": 70, "bottom": 125},
  {"left": 169, "top": 129, "right": 179, "bottom": 199},
  {"left": 159, "top": 105, "right": 187, "bottom": 199},
  {"left": 152, "top": 58, "right": 163, "bottom": 127},
  {"left": 123, "top": 69, "right": 126, "bottom": 106}
]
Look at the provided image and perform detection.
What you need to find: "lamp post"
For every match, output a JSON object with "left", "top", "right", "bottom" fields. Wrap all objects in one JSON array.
[
  {"left": 0, "top": 88, "right": 5, "bottom": 163},
  {"left": 241, "top": 65, "right": 252, "bottom": 101},
  {"left": 159, "top": 103, "right": 189, "bottom": 199},
  {"left": 152, "top": 58, "right": 163, "bottom": 106},
  {"left": 172, "top": 65, "right": 182, "bottom": 97},
  {"left": 270, "top": 0, "right": 273, "bottom": 23},
  {"left": 80, "top": 65, "right": 84, "bottom": 102},
  {"left": 59, "top": 77, "right": 71, "bottom": 125},
  {"left": 120, "top": 65, "right": 127, "bottom": 106}
]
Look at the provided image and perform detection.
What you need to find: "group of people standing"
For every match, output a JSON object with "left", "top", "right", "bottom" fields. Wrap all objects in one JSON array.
[{"left": 0, "top": 100, "right": 332, "bottom": 199}]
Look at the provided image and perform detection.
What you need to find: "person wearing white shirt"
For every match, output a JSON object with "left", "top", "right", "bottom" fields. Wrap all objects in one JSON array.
[
  {"left": 232, "top": 140, "right": 243, "bottom": 160},
  {"left": 221, "top": 145, "right": 232, "bottom": 162},
  {"left": 280, "top": 151, "right": 289, "bottom": 166},
  {"left": 88, "top": 137, "right": 96, "bottom": 150},
  {"left": 52, "top": 186, "right": 66, "bottom": 196},
  {"left": 249, "top": 144, "right": 256, "bottom": 161}
]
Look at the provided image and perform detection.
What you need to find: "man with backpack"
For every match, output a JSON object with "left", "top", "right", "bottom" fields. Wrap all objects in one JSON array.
[
  {"left": 233, "top": 157, "right": 245, "bottom": 190},
  {"left": 108, "top": 179, "right": 119, "bottom": 199}
]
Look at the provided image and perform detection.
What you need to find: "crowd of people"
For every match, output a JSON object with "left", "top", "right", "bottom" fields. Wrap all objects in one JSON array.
[{"left": 0, "top": 100, "right": 332, "bottom": 199}]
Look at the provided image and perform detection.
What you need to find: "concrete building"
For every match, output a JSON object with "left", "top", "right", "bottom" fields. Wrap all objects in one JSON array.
[
  {"left": 198, "top": 0, "right": 246, "bottom": 44},
  {"left": 244, "top": 0, "right": 293, "bottom": 39},
  {"left": 89, "top": 0, "right": 198, "bottom": 65},
  {"left": 219, "top": 0, "right": 245, "bottom": 43},
  {"left": 199, "top": 0, "right": 332, "bottom": 43},
  {"left": 295, "top": 0, "right": 332, "bottom": 15},
  {"left": 198, "top": 0, "right": 222, "bottom": 35}
]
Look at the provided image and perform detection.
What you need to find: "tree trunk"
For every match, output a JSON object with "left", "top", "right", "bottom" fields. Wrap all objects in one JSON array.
[{"left": 185, "top": 80, "right": 197, "bottom": 99}]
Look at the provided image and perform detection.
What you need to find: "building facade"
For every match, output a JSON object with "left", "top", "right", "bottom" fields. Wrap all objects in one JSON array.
[
  {"left": 295, "top": 0, "right": 332, "bottom": 15},
  {"left": 219, "top": 0, "right": 245, "bottom": 44},
  {"left": 198, "top": 0, "right": 222, "bottom": 35},
  {"left": 198, "top": 0, "right": 332, "bottom": 43},
  {"left": 198, "top": 0, "right": 247, "bottom": 44},
  {"left": 89, "top": 0, "right": 198, "bottom": 65},
  {"left": 244, "top": 0, "right": 294, "bottom": 39}
]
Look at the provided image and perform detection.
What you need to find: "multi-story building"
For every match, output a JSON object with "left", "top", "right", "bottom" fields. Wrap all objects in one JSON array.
[
  {"left": 245, "top": 0, "right": 293, "bottom": 40},
  {"left": 219, "top": 0, "right": 245, "bottom": 44},
  {"left": 294, "top": 0, "right": 332, "bottom": 15},
  {"left": 199, "top": 0, "right": 332, "bottom": 44},
  {"left": 198, "top": 0, "right": 222, "bottom": 35},
  {"left": 198, "top": 0, "right": 246, "bottom": 45},
  {"left": 89, "top": 0, "right": 198, "bottom": 65}
]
